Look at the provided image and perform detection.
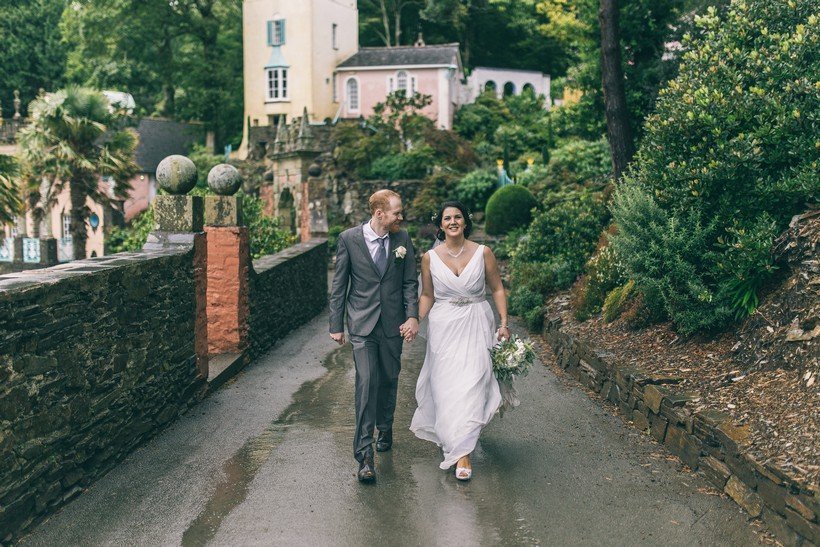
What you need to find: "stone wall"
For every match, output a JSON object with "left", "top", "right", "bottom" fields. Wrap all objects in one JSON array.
[
  {"left": 0, "top": 249, "right": 206, "bottom": 539},
  {"left": 249, "top": 239, "right": 328, "bottom": 359},
  {"left": 543, "top": 316, "right": 819, "bottom": 547}
]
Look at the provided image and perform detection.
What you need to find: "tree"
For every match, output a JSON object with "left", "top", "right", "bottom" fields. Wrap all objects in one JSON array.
[
  {"left": 60, "top": 0, "right": 244, "bottom": 147},
  {"left": 0, "top": 155, "right": 21, "bottom": 225},
  {"left": 360, "top": 0, "right": 422, "bottom": 46},
  {"left": 17, "top": 87, "right": 138, "bottom": 259},
  {"left": 598, "top": 0, "right": 635, "bottom": 179},
  {"left": 0, "top": 0, "right": 68, "bottom": 116}
]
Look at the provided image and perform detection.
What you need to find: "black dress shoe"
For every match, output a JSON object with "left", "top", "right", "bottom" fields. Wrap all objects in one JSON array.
[
  {"left": 358, "top": 455, "right": 375, "bottom": 482},
  {"left": 376, "top": 429, "right": 393, "bottom": 452}
]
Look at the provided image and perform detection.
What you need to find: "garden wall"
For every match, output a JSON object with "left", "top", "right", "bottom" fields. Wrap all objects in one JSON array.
[
  {"left": 543, "top": 315, "right": 818, "bottom": 547},
  {"left": 249, "top": 238, "right": 328, "bottom": 359},
  {"left": 0, "top": 249, "right": 206, "bottom": 539}
]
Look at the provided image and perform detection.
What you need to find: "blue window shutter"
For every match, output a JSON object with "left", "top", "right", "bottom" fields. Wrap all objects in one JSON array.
[
  {"left": 279, "top": 20, "right": 286, "bottom": 44},
  {"left": 267, "top": 21, "right": 274, "bottom": 46}
]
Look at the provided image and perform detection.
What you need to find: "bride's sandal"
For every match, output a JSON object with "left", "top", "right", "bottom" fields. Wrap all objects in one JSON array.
[{"left": 455, "top": 456, "right": 472, "bottom": 481}]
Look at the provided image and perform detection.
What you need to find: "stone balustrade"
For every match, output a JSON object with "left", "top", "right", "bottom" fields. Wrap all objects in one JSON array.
[{"left": 0, "top": 155, "right": 327, "bottom": 541}]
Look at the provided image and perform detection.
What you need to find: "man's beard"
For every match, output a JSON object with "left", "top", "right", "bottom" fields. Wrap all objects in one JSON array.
[{"left": 389, "top": 222, "right": 401, "bottom": 233}]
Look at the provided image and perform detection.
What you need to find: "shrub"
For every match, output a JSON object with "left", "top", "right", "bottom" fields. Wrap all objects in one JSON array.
[
  {"left": 509, "top": 285, "right": 543, "bottom": 317},
  {"left": 514, "top": 191, "right": 609, "bottom": 280},
  {"left": 611, "top": 0, "right": 819, "bottom": 334},
  {"left": 411, "top": 171, "right": 460, "bottom": 222},
  {"left": 367, "top": 145, "right": 435, "bottom": 180},
  {"left": 571, "top": 226, "right": 626, "bottom": 320},
  {"left": 455, "top": 170, "right": 497, "bottom": 213},
  {"left": 485, "top": 184, "right": 538, "bottom": 235},
  {"left": 602, "top": 280, "right": 635, "bottom": 323},
  {"left": 492, "top": 226, "right": 526, "bottom": 260},
  {"left": 545, "top": 138, "right": 611, "bottom": 188}
]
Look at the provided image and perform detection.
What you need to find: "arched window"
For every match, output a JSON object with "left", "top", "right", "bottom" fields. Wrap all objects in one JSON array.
[
  {"left": 503, "top": 82, "right": 516, "bottom": 97},
  {"left": 346, "top": 78, "right": 359, "bottom": 111},
  {"left": 484, "top": 80, "right": 497, "bottom": 93},
  {"left": 522, "top": 83, "right": 535, "bottom": 95},
  {"left": 397, "top": 71, "right": 408, "bottom": 92}
]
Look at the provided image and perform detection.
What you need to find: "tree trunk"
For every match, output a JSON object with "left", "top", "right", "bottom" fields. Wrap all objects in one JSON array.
[
  {"left": 598, "top": 0, "right": 635, "bottom": 180},
  {"left": 394, "top": 3, "right": 402, "bottom": 46},
  {"left": 69, "top": 177, "right": 88, "bottom": 260},
  {"left": 380, "top": 0, "right": 392, "bottom": 47}
]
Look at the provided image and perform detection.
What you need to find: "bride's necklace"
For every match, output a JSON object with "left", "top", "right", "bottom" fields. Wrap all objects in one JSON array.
[{"left": 446, "top": 244, "right": 465, "bottom": 258}]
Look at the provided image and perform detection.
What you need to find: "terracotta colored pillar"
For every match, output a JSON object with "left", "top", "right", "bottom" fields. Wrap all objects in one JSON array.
[{"left": 203, "top": 164, "right": 250, "bottom": 355}]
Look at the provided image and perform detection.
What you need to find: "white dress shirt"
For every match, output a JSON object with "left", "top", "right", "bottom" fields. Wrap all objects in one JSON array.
[{"left": 362, "top": 220, "right": 389, "bottom": 263}]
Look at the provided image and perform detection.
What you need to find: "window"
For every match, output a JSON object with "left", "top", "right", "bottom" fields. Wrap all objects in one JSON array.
[
  {"left": 411, "top": 76, "right": 417, "bottom": 95},
  {"left": 332, "top": 73, "right": 338, "bottom": 102},
  {"left": 503, "top": 81, "right": 516, "bottom": 97},
  {"left": 267, "top": 18, "right": 286, "bottom": 46},
  {"left": 346, "top": 78, "right": 359, "bottom": 111},
  {"left": 484, "top": 80, "right": 497, "bottom": 93},
  {"left": 332, "top": 23, "right": 338, "bottom": 50},
  {"left": 62, "top": 214, "right": 72, "bottom": 241},
  {"left": 397, "top": 71, "right": 408, "bottom": 92},
  {"left": 266, "top": 68, "right": 288, "bottom": 100}
]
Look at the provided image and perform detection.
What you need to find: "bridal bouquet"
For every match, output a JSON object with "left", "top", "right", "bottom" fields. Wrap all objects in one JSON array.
[{"left": 490, "top": 335, "right": 536, "bottom": 415}]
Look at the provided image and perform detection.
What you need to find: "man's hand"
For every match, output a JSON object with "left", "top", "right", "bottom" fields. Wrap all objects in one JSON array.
[
  {"left": 399, "top": 318, "right": 419, "bottom": 342},
  {"left": 330, "top": 332, "right": 346, "bottom": 345}
]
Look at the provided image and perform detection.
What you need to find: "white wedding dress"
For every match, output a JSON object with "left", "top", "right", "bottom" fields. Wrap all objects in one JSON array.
[{"left": 410, "top": 245, "right": 502, "bottom": 469}]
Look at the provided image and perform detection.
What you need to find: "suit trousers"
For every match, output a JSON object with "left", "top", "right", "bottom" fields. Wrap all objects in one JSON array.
[{"left": 349, "top": 317, "right": 403, "bottom": 462}]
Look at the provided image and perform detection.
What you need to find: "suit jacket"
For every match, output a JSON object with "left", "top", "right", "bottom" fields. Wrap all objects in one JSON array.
[{"left": 329, "top": 224, "right": 419, "bottom": 338}]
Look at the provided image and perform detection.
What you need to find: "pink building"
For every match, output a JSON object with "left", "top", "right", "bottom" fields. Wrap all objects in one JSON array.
[{"left": 334, "top": 43, "right": 463, "bottom": 130}]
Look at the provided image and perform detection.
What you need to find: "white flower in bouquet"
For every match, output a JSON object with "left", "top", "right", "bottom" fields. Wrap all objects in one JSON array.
[{"left": 490, "top": 334, "right": 536, "bottom": 416}]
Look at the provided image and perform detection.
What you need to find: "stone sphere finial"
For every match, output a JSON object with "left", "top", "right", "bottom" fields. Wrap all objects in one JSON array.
[
  {"left": 308, "top": 163, "right": 322, "bottom": 178},
  {"left": 207, "top": 163, "right": 243, "bottom": 196},
  {"left": 157, "top": 155, "right": 197, "bottom": 195}
]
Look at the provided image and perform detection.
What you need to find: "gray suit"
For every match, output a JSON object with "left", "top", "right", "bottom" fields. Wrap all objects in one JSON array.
[{"left": 329, "top": 224, "right": 419, "bottom": 462}]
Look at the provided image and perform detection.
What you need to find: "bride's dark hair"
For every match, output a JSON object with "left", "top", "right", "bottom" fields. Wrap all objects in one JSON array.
[{"left": 434, "top": 200, "right": 473, "bottom": 241}]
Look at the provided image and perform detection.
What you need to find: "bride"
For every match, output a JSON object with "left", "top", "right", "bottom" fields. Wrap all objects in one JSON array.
[{"left": 409, "top": 200, "right": 510, "bottom": 480}]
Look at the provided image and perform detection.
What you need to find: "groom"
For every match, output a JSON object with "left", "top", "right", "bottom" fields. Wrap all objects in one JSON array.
[{"left": 329, "top": 189, "right": 419, "bottom": 482}]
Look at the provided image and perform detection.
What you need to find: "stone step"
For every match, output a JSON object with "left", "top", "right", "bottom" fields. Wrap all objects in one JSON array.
[{"left": 207, "top": 352, "right": 246, "bottom": 392}]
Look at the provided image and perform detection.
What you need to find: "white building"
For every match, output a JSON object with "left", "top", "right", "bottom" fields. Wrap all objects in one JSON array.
[{"left": 462, "top": 67, "right": 551, "bottom": 106}]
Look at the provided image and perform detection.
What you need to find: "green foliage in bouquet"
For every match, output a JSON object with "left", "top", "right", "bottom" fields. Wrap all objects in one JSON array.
[
  {"left": 485, "top": 184, "right": 538, "bottom": 235},
  {"left": 490, "top": 335, "right": 536, "bottom": 383},
  {"left": 611, "top": 0, "right": 819, "bottom": 335}
]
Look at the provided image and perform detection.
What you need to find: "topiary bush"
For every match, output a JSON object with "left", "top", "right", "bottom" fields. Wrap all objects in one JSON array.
[
  {"left": 611, "top": 0, "right": 819, "bottom": 335},
  {"left": 485, "top": 184, "right": 538, "bottom": 235},
  {"left": 455, "top": 169, "right": 497, "bottom": 213}
]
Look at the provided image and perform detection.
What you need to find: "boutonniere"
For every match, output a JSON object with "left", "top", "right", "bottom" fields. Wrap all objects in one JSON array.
[{"left": 394, "top": 246, "right": 407, "bottom": 262}]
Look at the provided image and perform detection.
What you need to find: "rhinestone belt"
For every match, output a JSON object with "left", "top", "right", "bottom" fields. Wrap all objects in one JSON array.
[{"left": 439, "top": 297, "right": 483, "bottom": 307}]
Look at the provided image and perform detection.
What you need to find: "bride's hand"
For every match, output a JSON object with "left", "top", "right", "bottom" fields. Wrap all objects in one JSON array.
[{"left": 497, "top": 325, "right": 511, "bottom": 341}]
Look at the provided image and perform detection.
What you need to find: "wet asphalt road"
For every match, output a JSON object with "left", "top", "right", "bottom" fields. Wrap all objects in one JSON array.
[{"left": 20, "top": 308, "right": 763, "bottom": 546}]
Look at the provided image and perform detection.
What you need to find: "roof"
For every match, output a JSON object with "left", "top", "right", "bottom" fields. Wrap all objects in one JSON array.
[
  {"left": 135, "top": 118, "right": 203, "bottom": 173},
  {"left": 336, "top": 44, "right": 462, "bottom": 70}
]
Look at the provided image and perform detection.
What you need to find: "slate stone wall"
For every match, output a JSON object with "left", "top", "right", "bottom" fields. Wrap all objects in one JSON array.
[
  {"left": 0, "top": 250, "right": 206, "bottom": 541},
  {"left": 249, "top": 238, "right": 328, "bottom": 359},
  {"left": 543, "top": 316, "right": 819, "bottom": 547}
]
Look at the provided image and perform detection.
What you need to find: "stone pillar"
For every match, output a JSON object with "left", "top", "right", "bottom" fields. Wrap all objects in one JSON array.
[
  {"left": 145, "top": 155, "right": 209, "bottom": 379},
  {"left": 204, "top": 164, "right": 250, "bottom": 356},
  {"left": 307, "top": 163, "right": 328, "bottom": 239}
]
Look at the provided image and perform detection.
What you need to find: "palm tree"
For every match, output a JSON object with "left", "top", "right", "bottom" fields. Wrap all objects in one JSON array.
[
  {"left": 16, "top": 87, "right": 138, "bottom": 259},
  {"left": 0, "top": 154, "right": 21, "bottom": 225}
]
